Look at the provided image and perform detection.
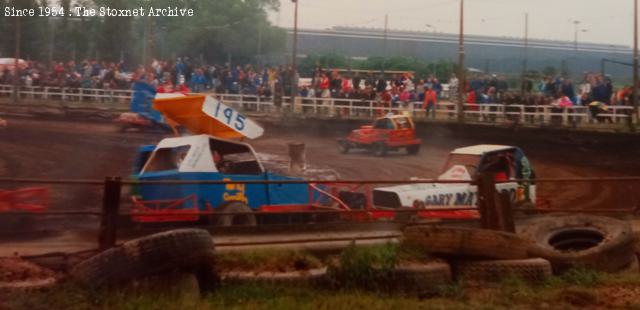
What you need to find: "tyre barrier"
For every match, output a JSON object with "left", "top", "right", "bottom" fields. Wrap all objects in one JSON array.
[
  {"left": 0, "top": 277, "right": 57, "bottom": 292},
  {"left": 391, "top": 261, "right": 453, "bottom": 296},
  {"left": 0, "top": 257, "right": 58, "bottom": 292},
  {"left": 221, "top": 267, "right": 328, "bottom": 286},
  {"left": 129, "top": 272, "right": 202, "bottom": 299},
  {"left": 620, "top": 255, "right": 640, "bottom": 273},
  {"left": 403, "top": 226, "right": 541, "bottom": 260},
  {"left": 517, "top": 215, "right": 636, "bottom": 273},
  {"left": 325, "top": 259, "right": 452, "bottom": 295},
  {"left": 454, "top": 258, "right": 552, "bottom": 284},
  {"left": 70, "top": 229, "right": 216, "bottom": 288}
]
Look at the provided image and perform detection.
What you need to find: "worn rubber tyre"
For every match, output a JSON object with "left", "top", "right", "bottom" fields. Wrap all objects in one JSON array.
[
  {"left": 619, "top": 255, "right": 640, "bottom": 273},
  {"left": 0, "top": 278, "right": 57, "bottom": 291},
  {"left": 407, "top": 144, "right": 420, "bottom": 155},
  {"left": 215, "top": 201, "right": 257, "bottom": 227},
  {"left": 70, "top": 229, "right": 215, "bottom": 287},
  {"left": 403, "top": 226, "right": 541, "bottom": 260},
  {"left": 454, "top": 258, "right": 552, "bottom": 283},
  {"left": 517, "top": 214, "right": 636, "bottom": 273},
  {"left": 338, "top": 140, "right": 350, "bottom": 154},
  {"left": 393, "top": 261, "right": 452, "bottom": 295},
  {"left": 372, "top": 142, "right": 388, "bottom": 157},
  {"left": 221, "top": 267, "right": 328, "bottom": 286}
]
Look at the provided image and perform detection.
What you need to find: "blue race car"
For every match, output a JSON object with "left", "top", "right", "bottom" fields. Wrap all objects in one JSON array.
[{"left": 131, "top": 134, "right": 316, "bottom": 226}]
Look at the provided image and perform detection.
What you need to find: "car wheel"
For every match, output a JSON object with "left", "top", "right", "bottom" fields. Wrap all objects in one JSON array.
[
  {"left": 372, "top": 142, "right": 388, "bottom": 157},
  {"left": 338, "top": 140, "right": 350, "bottom": 154},
  {"left": 215, "top": 201, "right": 257, "bottom": 227},
  {"left": 407, "top": 145, "right": 420, "bottom": 155}
]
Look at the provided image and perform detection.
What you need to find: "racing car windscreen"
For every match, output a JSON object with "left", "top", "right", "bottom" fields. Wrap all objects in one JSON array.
[{"left": 372, "top": 190, "right": 402, "bottom": 209}]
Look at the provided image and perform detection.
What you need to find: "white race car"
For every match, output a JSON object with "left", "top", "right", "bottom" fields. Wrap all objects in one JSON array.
[{"left": 373, "top": 145, "right": 536, "bottom": 214}]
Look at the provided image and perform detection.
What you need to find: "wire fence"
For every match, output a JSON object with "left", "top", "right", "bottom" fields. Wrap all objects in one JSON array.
[{"left": 1, "top": 175, "right": 639, "bottom": 258}]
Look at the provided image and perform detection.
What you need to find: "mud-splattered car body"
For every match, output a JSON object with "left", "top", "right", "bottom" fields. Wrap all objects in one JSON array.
[
  {"left": 372, "top": 145, "right": 536, "bottom": 218},
  {"left": 338, "top": 114, "right": 421, "bottom": 156}
]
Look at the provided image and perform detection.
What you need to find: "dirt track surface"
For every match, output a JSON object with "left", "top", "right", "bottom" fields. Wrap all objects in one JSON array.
[{"left": 1, "top": 116, "right": 640, "bottom": 233}]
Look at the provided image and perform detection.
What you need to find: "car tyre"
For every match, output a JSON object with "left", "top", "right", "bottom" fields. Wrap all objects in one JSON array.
[
  {"left": 215, "top": 201, "right": 257, "bottom": 227},
  {"left": 372, "top": 142, "right": 388, "bottom": 157},
  {"left": 338, "top": 140, "right": 350, "bottom": 154},
  {"left": 70, "top": 229, "right": 216, "bottom": 288},
  {"left": 403, "top": 226, "right": 541, "bottom": 260},
  {"left": 407, "top": 144, "right": 420, "bottom": 155},
  {"left": 454, "top": 258, "right": 552, "bottom": 283},
  {"left": 517, "top": 214, "right": 636, "bottom": 273}
]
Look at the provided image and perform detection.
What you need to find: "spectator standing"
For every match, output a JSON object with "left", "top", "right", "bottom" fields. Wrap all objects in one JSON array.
[
  {"left": 189, "top": 69, "right": 207, "bottom": 93},
  {"left": 423, "top": 86, "right": 438, "bottom": 119},
  {"left": 319, "top": 73, "right": 331, "bottom": 115},
  {"left": 448, "top": 74, "right": 459, "bottom": 101},
  {"left": 352, "top": 73, "right": 361, "bottom": 91},
  {"left": 561, "top": 79, "right": 576, "bottom": 104},
  {"left": 591, "top": 77, "right": 609, "bottom": 103},
  {"left": 416, "top": 79, "right": 425, "bottom": 102},
  {"left": 375, "top": 76, "right": 386, "bottom": 93},
  {"left": 175, "top": 58, "right": 185, "bottom": 85}
]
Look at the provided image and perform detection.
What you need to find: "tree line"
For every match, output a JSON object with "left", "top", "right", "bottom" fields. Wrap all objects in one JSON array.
[{"left": 0, "top": 0, "right": 285, "bottom": 65}]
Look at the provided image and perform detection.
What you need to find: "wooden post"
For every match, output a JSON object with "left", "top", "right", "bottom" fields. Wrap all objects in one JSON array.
[
  {"left": 477, "top": 173, "right": 497, "bottom": 229},
  {"left": 477, "top": 172, "right": 515, "bottom": 232},
  {"left": 288, "top": 143, "right": 306, "bottom": 174},
  {"left": 496, "top": 190, "right": 516, "bottom": 233},
  {"left": 99, "top": 176, "right": 122, "bottom": 249}
]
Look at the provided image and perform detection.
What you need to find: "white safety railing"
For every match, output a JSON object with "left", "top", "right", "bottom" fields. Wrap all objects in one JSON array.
[
  {"left": 0, "top": 85, "right": 133, "bottom": 103},
  {"left": 1, "top": 84, "right": 635, "bottom": 127},
  {"left": 215, "top": 92, "right": 634, "bottom": 126}
]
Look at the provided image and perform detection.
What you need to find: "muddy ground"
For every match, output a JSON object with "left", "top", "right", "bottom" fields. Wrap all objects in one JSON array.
[{"left": 1, "top": 116, "right": 639, "bottom": 233}]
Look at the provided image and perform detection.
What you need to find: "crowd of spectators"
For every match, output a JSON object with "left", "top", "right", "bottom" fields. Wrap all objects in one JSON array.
[
  {"left": 0, "top": 57, "right": 306, "bottom": 97},
  {"left": 1, "top": 58, "right": 634, "bottom": 120},
  {"left": 0, "top": 60, "right": 133, "bottom": 90},
  {"left": 462, "top": 72, "right": 633, "bottom": 123},
  {"left": 465, "top": 72, "right": 630, "bottom": 107},
  {"left": 0, "top": 58, "right": 454, "bottom": 117}
]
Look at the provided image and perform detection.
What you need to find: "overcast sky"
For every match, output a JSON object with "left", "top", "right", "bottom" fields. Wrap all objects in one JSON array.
[{"left": 269, "top": 0, "right": 636, "bottom": 47}]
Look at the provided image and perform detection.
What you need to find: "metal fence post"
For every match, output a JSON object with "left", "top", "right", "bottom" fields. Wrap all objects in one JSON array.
[{"left": 99, "top": 176, "right": 122, "bottom": 250}]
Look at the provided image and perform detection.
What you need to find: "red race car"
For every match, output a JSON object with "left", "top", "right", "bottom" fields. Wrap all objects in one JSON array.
[{"left": 338, "top": 114, "right": 421, "bottom": 156}]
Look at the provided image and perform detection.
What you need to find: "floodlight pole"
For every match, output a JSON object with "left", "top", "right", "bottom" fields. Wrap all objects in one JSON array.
[
  {"left": 12, "top": 16, "right": 21, "bottom": 104},
  {"left": 634, "top": 0, "right": 639, "bottom": 127},
  {"left": 522, "top": 13, "right": 529, "bottom": 98},
  {"left": 457, "top": 0, "right": 465, "bottom": 123},
  {"left": 291, "top": 0, "right": 299, "bottom": 109},
  {"left": 383, "top": 14, "right": 388, "bottom": 74}
]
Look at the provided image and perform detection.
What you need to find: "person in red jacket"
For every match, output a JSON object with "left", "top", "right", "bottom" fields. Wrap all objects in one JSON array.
[
  {"left": 157, "top": 81, "right": 190, "bottom": 94},
  {"left": 319, "top": 73, "right": 330, "bottom": 95},
  {"left": 467, "top": 89, "right": 478, "bottom": 112},
  {"left": 422, "top": 87, "right": 438, "bottom": 118}
]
